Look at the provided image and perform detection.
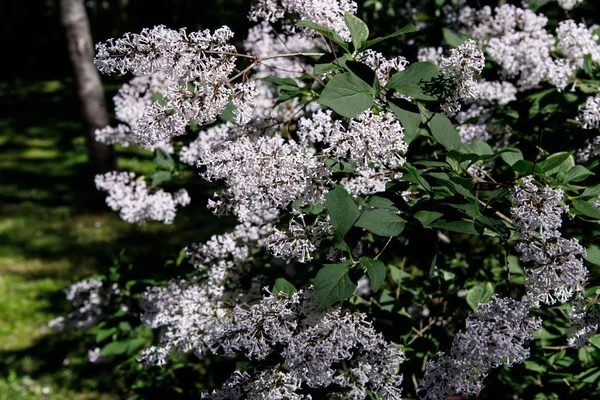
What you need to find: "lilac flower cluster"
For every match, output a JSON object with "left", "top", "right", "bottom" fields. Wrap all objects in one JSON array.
[
  {"left": 94, "top": 25, "right": 255, "bottom": 145},
  {"left": 510, "top": 176, "right": 588, "bottom": 306},
  {"left": 203, "top": 288, "right": 405, "bottom": 399},
  {"left": 49, "top": 279, "right": 115, "bottom": 331},
  {"left": 419, "top": 296, "right": 542, "bottom": 399},
  {"left": 95, "top": 171, "right": 191, "bottom": 224},
  {"left": 298, "top": 110, "right": 407, "bottom": 195}
]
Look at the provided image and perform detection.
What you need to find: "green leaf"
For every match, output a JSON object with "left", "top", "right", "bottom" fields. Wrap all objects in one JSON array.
[
  {"left": 511, "top": 160, "right": 537, "bottom": 175},
  {"left": 100, "top": 340, "right": 129, "bottom": 356},
  {"left": 589, "top": 334, "right": 600, "bottom": 349},
  {"left": 361, "top": 24, "right": 418, "bottom": 50},
  {"left": 272, "top": 278, "right": 297, "bottom": 295},
  {"left": 431, "top": 219, "right": 479, "bottom": 235},
  {"left": 318, "top": 72, "right": 375, "bottom": 118},
  {"left": 297, "top": 20, "right": 349, "bottom": 53},
  {"left": 442, "top": 28, "right": 466, "bottom": 47},
  {"left": 428, "top": 113, "right": 462, "bottom": 150},
  {"left": 314, "top": 261, "right": 357, "bottom": 309},
  {"left": 572, "top": 199, "right": 600, "bottom": 219},
  {"left": 360, "top": 256, "right": 386, "bottom": 292},
  {"left": 403, "top": 163, "right": 431, "bottom": 192},
  {"left": 154, "top": 148, "right": 175, "bottom": 170},
  {"left": 538, "top": 152, "right": 573, "bottom": 173},
  {"left": 368, "top": 196, "right": 399, "bottom": 210},
  {"left": 388, "top": 101, "right": 422, "bottom": 143},
  {"left": 501, "top": 148, "right": 523, "bottom": 166},
  {"left": 127, "top": 338, "right": 147, "bottom": 355},
  {"left": 118, "top": 321, "right": 132, "bottom": 332},
  {"left": 344, "top": 12, "right": 369, "bottom": 52},
  {"left": 326, "top": 185, "right": 361, "bottom": 238},
  {"left": 415, "top": 210, "right": 444, "bottom": 226},
  {"left": 584, "top": 245, "right": 600, "bottom": 266},
  {"left": 355, "top": 209, "right": 405, "bottom": 236},
  {"left": 563, "top": 165, "right": 594, "bottom": 183},
  {"left": 313, "top": 53, "right": 353, "bottom": 75},
  {"left": 151, "top": 170, "right": 172, "bottom": 188},
  {"left": 385, "top": 62, "right": 441, "bottom": 100},
  {"left": 466, "top": 282, "right": 494, "bottom": 310},
  {"left": 95, "top": 328, "right": 117, "bottom": 343},
  {"left": 346, "top": 61, "right": 380, "bottom": 92}
]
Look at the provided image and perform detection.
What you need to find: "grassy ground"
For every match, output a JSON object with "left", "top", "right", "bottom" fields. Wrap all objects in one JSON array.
[{"left": 0, "top": 79, "right": 221, "bottom": 399}]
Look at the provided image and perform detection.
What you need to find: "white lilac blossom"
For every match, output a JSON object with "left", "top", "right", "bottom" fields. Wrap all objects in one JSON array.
[
  {"left": 248, "top": 0, "right": 358, "bottom": 41},
  {"left": 244, "top": 22, "right": 323, "bottom": 79},
  {"left": 567, "top": 293, "right": 600, "bottom": 348},
  {"left": 206, "top": 288, "right": 405, "bottom": 399},
  {"left": 199, "top": 136, "right": 330, "bottom": 222},
  {"left": 358, "top": 49, "right": 408, "bottom": 86},
  {"left": 48, "top": 279, "right": 113, "bottom": 331},
  {"left": 417, "top": 47, "right": 443, "bottom": 64},
  {"left": 459, "top": 5, "right": 571, "bottom": 90},
  {"left": 510, "top": 176, "right": 588, "bottom": 305},
  {"left": 557, "top": 0, "right": 585, "bottom": 10},
  {"left": 556, "top": 20, "right": 600, "bottom": 68},
  {"left": 576, "top": 135, "right": 600, "bottom": 162},
  {"left": 201, "top": 370, "right": 307, "bottom": 400},
  {"left": 418, "top": 296, "right": 542, "bottom": 400},
  {"left": 438, "top": 40, "right": 485, "bottom": 115},
  {"left": 455, "top": 104, "right": 491, "bottom": 144},
  {"left": 476, "top": 80, "right": 518, "bottom": 105},
  {"left": 95, "top": 73, "right": 174, "bottom": 151},
  {"left": 265, "top": 215, "right": 333, "bottom": 263},
  {"left": 577, "top": 93, "right": 600, "bottom": 130},
  {"left": 138, "top": 279, "right": 227, "bottom": 366},
  {"left": 95, "top": 171, "right": 191, "bottom": 224},
  {"left": 298, "top": 110, "right": 407, "bottom": 195},
  {"left": 95, "top": 25, "right": 255, "bottom": 145}
]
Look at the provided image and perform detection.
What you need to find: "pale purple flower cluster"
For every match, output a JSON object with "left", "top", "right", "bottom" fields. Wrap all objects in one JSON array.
[
  {"left": 248, "top": 0, "right": 358, "bottom": 41},
  {"left": 95, "top": 171, "right": 191, "bottom": 224},
  {"left": 200, "top": 136, "right": 331, "bottom": 222},
  {"left": 557, "top": 0, "right": 585, "bottom": 10},
  {"left": 459, "top": 5, "right": 570, "bottom": 90},
  {"left": 204, "top": 288, "right": 405, "bottom": 399},
  {"left": 438, "top": 40, "right": 485, "bottom": 115},
  {"left": 510, "top": 176, "right": 588, "bottom": 305},
  {"left": 95, "top": 25, "right": 255, "bottom": 145},
  {"left": 138, "top": 279, "right": 227, "bottom": 366},
  {"left": 567, "top": 293, "right": 600, "bottom": 348},
  {"left": 48, "top": 279, "right": 114, "bottom": 331},
  {"left": 265, "top": 215, "right": 333, "bottom": 263},
  {"left": 95, "top": 73, "right": 174, "bottom": 151},
  {"left": 298, "top": 110, "right": 407, "bottom": 195},
  {"left": 419, "top": 296, "right": 542, "bottom": 400},
  {"left": 358, "top": 49, "right": 409, "bottom": 86}
]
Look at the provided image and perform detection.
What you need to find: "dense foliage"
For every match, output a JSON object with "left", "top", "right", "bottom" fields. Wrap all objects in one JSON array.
[{"left": 51, "top": 0, "right": 600, "bottom": 398}]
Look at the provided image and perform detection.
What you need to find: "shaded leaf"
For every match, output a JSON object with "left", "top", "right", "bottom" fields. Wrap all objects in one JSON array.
[
  {"left": 355, "top": 208, "right": 405, "bottom": 236},
  {"left": 360, "top": 256, "right": 386, "bottom": 292},
  {"left": 314, "top": 261, "right": 356, "bottom": 309}
]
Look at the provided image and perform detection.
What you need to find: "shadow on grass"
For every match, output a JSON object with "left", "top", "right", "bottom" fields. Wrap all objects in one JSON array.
[{"left": 0, "top": 79, "right": 235, "bottom": 396}]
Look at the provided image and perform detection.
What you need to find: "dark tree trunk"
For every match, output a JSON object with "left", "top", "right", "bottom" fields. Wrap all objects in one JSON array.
[{"left": 60, "top": 0, "right": 116, "bottom": 173}]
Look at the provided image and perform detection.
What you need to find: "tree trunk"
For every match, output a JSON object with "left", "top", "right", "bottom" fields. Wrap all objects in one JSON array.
[{"left": 60, "top": 0, "right": 116, "bottom": 173}]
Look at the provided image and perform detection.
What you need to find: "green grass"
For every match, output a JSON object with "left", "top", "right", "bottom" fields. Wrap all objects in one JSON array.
[{"left": 0, "top": 79, "right": 223, "bottom": 398}]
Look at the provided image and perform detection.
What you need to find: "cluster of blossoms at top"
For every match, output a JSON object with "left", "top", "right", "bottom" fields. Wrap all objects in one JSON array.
[
  {"left": 557, "top": 0, "right": 585, "bottom": 10},
  {"left": 509, "top": 176, "right": 588, "bottom": 306},
  {"left": 95, "top": 171, "right": 191, "bottom": 224},
  {"left": 418, "top": 296, "right": 542, "bottom": 400},
  {"left": 94, "top": 25, "right": 256, "bottom": 145},
  {"left": 458, "top": 4, "right": 599, "bottom": 91},
  {"left": 249, "top": 0, "right": 357, "bottom": 41},
  {"left": 298, "top": 109, "right": 407, "bottom": 195},
  {"left": 48, "top": 279, "right": 116, "bottom": 331},
  {"left": 202, "top": 288, "right": 405, "bottom": 399}
]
